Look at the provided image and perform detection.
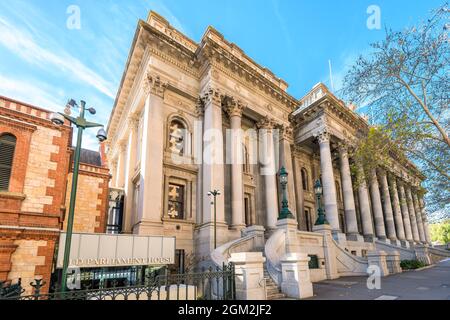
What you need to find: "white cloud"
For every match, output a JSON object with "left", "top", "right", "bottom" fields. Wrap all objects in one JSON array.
[
  {"left": 0, "top": 74, "right": 64, "bottom": 112},
  {"left": 0, "top": 16, "right": 116, "bottom": 99}
]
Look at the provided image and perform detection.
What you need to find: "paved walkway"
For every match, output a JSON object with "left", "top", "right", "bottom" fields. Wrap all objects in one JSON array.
[{"left": 306, "top": 258, "right": 450, "bottom": 300}]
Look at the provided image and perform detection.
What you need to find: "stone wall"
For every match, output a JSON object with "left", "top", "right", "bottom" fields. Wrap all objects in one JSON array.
[{"left": 64, "top": 163, "right": 110, "bottom": 234}]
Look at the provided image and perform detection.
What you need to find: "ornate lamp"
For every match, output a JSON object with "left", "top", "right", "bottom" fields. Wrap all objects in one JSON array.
[
  {"left": 278, "top": 166, "right": 294, "bottom": 220},
  {"left": 314, "top": 179, "right": 329, "bottom": 225}
]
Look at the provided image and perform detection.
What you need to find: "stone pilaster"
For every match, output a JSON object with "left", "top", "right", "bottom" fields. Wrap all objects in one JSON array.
[
  {"left": 116, "top": 141, "right": 127, "bottom": 188},
  {"left": 378, "top": 169, "right": 397, "bottom": 241},
  {"left": 338, "top": 143, "right": 360, "bottom": 240},
  {"left": 315, "top": 130, "right": 339, "bottom": 233},
  {"left": 123, "top": 115, "right": 139, "bottom": 233},
  {"left": 135, "top": 73, "right": 166, "bottom": 235},
  {"left": 368, "top": 169, "right": 387, "bottom": 240}
]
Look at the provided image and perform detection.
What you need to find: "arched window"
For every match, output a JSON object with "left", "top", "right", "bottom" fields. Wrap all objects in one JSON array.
[
  {"left": 168, "top": 119, "right": 187, "bottom": 156},
  {"left": 0, "top": 134, "right": 16, "bottom": 191},
  {"left": 301, "top": 168, "right": 309, "bottom": 191}
]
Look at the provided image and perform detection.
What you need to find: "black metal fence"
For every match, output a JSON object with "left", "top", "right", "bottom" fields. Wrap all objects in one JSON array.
[{"left": 0, "top": 263, "right": 236, "bottom": 301}]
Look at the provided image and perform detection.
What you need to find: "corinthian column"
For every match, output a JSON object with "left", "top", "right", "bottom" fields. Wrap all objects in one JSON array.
[
  {"left": 316, "top": 131, "right": 339, "bottom": 232},
  {"left": 412, "top": 192, "right": 426, "bottom": 243},
  {"left": 280, "top": 125, "right": 297, "bottom": 217},
  {"left": 369, "top": 169, "right": 387, "bottom": 240},
  {"left": 356, "top": 165, "right": 374, "bottom": 240},
  {"left": 258, "top": 116, "right": 279, "bottom": 229},
  {"left": 398, "top": 181, "right": 413, "bottom": 242},
  {"left": 405, "top": 186, "right": 420, "bottom": 243},
  {"left": 388, "top": 175, "right": 405, "bottom": 241},
  {"left": 338, "top": 143, "right": 359, "bottom": 240},
  {"left": 202, "top": 87, "right": 226, "bottom": 225},
  {"left": 419, "top": 197, "right": 432, "bottom": 244},
  {"left": 378, "top": 169, "right": 397, "bottom": 241},
  {"left": 225, "top": 98, "right": 245, "bottom": 230}
]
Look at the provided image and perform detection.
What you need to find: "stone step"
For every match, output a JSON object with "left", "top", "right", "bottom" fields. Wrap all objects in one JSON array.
[{"left": 267, "top": 292, "right": 287, "bottom": 300}]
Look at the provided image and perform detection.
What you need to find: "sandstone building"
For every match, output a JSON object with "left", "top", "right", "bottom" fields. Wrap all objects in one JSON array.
[
  {"left": 0, "top": 96, "right": 109, "bottom": 293},
  {"left": 105, "top": 12, "right": 450, "bottom": 294}
]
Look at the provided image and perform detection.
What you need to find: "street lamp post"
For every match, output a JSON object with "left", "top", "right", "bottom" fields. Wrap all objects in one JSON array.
[
  {"left": 50, "top": 99, "right": 107, "bottom": 292},
  {"left": 207, "top": 190, "right": 221, "bottom": 249},
  {"left": 278, "top": 166, "right": 294, "bottom": 220},
  {"left": 313, "top": 179, "right": 329, "bottom": 225}
]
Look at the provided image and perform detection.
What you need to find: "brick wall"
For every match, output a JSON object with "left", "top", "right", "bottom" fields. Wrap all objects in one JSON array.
[{"left": 0, "top": 96, "right": 71, "bottom": 294}]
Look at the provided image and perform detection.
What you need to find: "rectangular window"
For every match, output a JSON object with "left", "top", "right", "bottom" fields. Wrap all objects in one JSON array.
[
  {"left": 168, "top": 184, "right": 185, "bottom": 220},
  {"left": 308, "top": 255, "right": 319, "bottom": 269}
]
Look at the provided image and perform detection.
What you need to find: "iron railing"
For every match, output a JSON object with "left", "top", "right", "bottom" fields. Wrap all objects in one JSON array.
[{"left": 0, "top": 263, "right": 236, "bottom": 301}]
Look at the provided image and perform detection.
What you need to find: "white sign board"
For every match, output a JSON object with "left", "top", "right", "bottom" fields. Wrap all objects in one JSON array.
[{"left": 56, "top": 233, "right": 175, "bottom": 269}]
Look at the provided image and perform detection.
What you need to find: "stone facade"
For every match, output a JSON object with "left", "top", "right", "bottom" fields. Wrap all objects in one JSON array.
[{"left": 106, "top": 12, "right": 436, "bottom": 292}]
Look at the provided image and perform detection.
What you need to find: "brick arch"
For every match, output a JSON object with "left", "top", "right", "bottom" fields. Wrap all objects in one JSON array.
[{"left": 0, "top": 125, "right": 35, "bottom": 194}]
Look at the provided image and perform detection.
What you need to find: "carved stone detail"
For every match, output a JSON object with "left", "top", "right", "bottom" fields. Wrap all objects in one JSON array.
[
  {"left": 223, "top": 96, "right": 245, "bottom": 118},
  {"left": 201, "top": 86, "right": 223, "bottom": 106},
  {"left": 143, "top": 73, "right": 167, "bottom": 97},
  {"left": 256, "top": 115, "right": 277, "bottom": 130},
  {"left": 315, "top": 130, "right": 330, "bottom": 144}
]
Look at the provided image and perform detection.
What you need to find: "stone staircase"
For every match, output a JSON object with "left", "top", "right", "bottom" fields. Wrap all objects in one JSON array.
[{"left": 263, "top": 267, "right": 286, "bottom": 300}]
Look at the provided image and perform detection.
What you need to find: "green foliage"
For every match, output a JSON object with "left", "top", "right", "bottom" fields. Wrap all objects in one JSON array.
[
  {"left": 400, "top": 259, "right": 428, "bottom": 270},
  {"left": 429, "top": 220, "right": 450, "bottom": 244},
  {"left": 341, "top": 3, "right": 450, "bottom": 215}
]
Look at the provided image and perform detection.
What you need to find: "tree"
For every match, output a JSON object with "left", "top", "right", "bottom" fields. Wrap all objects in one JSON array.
[
  {"left": 342, "top": 3, "right": 450, "bottom": 218},
  {"left": 429, "top": 220, "right": 450, "bottom": 244}
]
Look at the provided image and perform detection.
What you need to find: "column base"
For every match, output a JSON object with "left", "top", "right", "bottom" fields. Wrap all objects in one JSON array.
[
  {"left": 194, "top": 221, "right": 230, "bottom": 259},
  {"left": 400, "top": 240, "right": 410, "bottom": 248},
  {"left": 229, "top": 223, "right": 246, "bottom": 231},
  {"left": 346, "top": 233, "right": 364, "bottom": 242},
  {"left": 378, "top": 238, "right": 391, "bottom": 245},
  {"left": 133, "top": 219, "right": 164, "bottom": 235},
  {"left": 363, "top": 235, "right": 376, "bottom": 243},
  {"left": 389, "top": 239, "right": 401, "bottom": 247},
  {"left": 332, "top": 231, "right": 347, "bottom": 244}
]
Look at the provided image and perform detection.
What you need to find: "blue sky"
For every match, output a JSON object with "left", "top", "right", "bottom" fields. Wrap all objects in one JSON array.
[{"left": 0, "top": 0, "right": 444, "bottom": 149}]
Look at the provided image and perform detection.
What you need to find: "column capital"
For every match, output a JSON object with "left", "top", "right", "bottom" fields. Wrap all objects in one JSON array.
[
  {"left": 279, "top": 124, "right": 294, "bottom": 142},
  {"left": 201, "top": 85, "right": 223, "bottom": 106},
  {"left": 143, "top": 73, "right": 167, "bottom": 98},
  {"left": 314, "top": 130, "right": 330, "bottom": 144},
  {"left": 195, "top": 97, "right": 205, "bottom": 117},
  {"left": 256, "top": 115, "right": 278, "bottom": 130},
  {"left": 127, "top": 114, "right": 140, "bottom": 132},
  {"left": 118, "top": 140, "right": 127, "bottom": 153},
  {"left": 223, "top": 96, "right": 245, "bottom": 118}
]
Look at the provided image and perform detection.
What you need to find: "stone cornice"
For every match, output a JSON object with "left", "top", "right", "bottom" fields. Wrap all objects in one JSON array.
[
  {"left": 202, "top": 41, "right": 298, "bottom": 112},
  {"left": 0, "top": 107, "right": 70, "bottom": 132}
]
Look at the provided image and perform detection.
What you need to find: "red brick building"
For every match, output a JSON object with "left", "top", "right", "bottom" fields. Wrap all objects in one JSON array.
[{"left": 0, "top": 96, "right": 110, "bottom": 294}]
